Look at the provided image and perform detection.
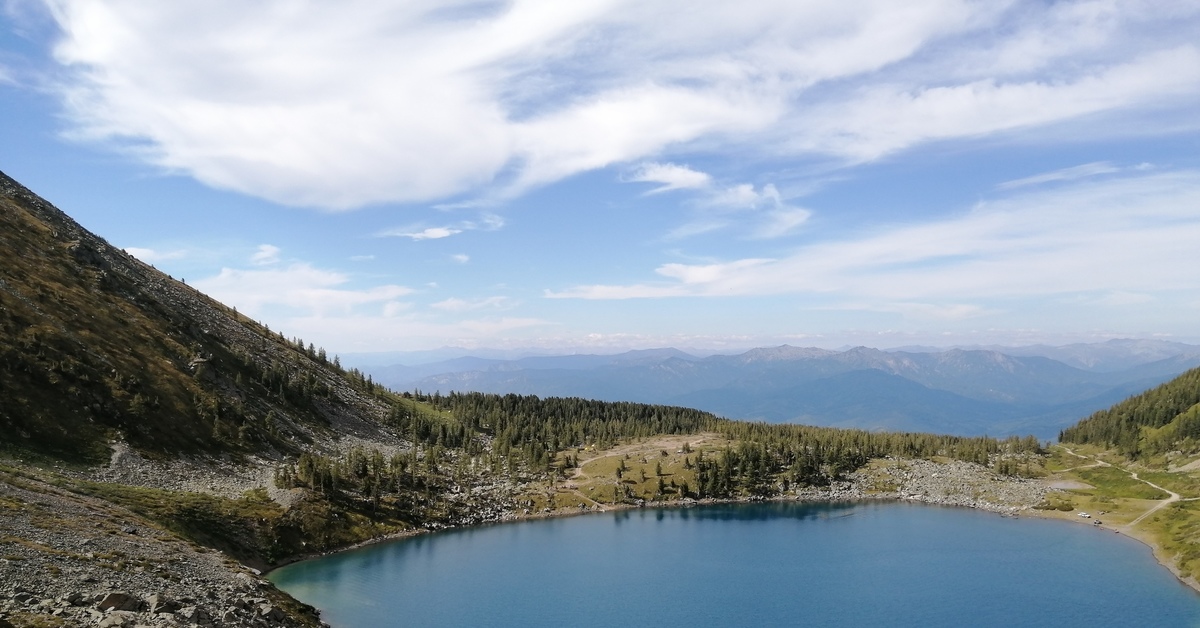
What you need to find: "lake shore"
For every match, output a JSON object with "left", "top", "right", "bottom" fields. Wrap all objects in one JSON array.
[{"left": 5, "top": 449, "right": 1195, "bottom": 628}]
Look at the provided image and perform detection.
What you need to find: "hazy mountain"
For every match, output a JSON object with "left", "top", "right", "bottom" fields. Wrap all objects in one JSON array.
[
  {"left": 369, "top": 343, "right": 1200, "bottom": 439},
  {"left": 943, "top": 338, "right": 1200, "bottom": 372}
]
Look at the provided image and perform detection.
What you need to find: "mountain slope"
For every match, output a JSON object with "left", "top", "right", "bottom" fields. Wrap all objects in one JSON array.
[
  {"left": 0, "top": 170, "right": 395, "bottom": 461},
  {"left": 1060, "top": 366, "right": 1200, "bottom": 457}
]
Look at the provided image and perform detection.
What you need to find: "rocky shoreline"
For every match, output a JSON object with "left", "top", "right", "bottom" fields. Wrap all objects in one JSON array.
[
  {"left": 0, "top": 453, "right": 1087, "bottom": 627},
  {"left": 0, "top": 464, "right": 324, "bottom": 627}
]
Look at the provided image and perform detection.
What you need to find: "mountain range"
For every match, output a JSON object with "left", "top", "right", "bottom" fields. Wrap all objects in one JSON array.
[{"left": 363, "top": 341, "right": 1200, "bottom": 439}]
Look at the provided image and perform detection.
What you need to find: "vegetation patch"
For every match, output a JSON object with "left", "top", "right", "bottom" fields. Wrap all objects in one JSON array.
[{"left": 1070, "top": 466, "right": 1169, "bottom": 500}]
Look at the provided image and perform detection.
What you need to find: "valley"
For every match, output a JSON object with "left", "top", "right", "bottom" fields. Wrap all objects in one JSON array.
[{"left": 2, "top": 168, "right": 1200, "bottom": 626}]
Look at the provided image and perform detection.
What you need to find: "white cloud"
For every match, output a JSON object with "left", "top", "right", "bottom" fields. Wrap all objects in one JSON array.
[
  {"left": 382, "top": 226, "right": 462, "bottom": 241},
  {"left": 123, "top": 246, "right": 186, "bottom": 263},
  {"left": 752, "top": 207, "right": 813, "bottom": 239},
  {"left": 250, "top": 243, "right": 281, "bottom": 265},
  {"left": 450, "top": 254, "right": 470, "bottom": 264},
  {"left": 378, "top": 212, "right": 504, "bottom": 241},
  {"left": 42, "top": 1, "right": 1200, "bottom": 209},
  {"left": 548, "top": 170, "right": 1200, "bottom": 309},
  {"left": 430, "top": 296, "right": 514, "bottom": 312},
  {"left": 192, "top": 262, "right": 413, "bottom": 317},
  {"left": 663, "top": 181, "right": 811, "bottom": 240},
  {"left": 284, "top": 314, "right": 552, "bottom": 353},
  {"left": 628, "top": 162, "right": 711, "bottom": 194},
  {"left": 997, "top": 161, "right": 1119, "bottom": 190},
  {"left": 784, "top": 46, "right": 1200, "bottom": 161}
]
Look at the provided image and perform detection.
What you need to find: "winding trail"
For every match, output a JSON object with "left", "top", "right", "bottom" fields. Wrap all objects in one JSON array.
[
  {"left": 1057, "top": 446, "right": 1182, "bottom": 531},
  {"left": 1125, "top": 471, "right": 1181, "bottom": 529}
]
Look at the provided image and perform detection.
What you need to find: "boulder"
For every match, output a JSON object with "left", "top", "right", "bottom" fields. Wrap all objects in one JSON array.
[
  {"left": 145, "top": 593, "right": 179, "bottom": 614},
  {"left": 177, "top": 605, "right": 212, "bottom": 625},
  {"left": 257, "top": 603, "right": 285, "bottom": 622},
  {"left": 97, "top": 591, "right": 143, "bottom": 612},
  {"left": 97, "top": 610, "right": 138, "bottom": 627}
]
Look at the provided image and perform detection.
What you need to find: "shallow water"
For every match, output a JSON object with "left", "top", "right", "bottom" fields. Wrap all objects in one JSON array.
[{"left": 271, "top": 501, "right": 1200, "bottom": 627}]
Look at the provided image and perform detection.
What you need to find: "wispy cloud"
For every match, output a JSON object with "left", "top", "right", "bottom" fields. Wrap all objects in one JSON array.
[
  {"left": 430, "top": 296, "right": 515, "bottom": 312},
  {"left": 378, "top": 213, "right": 505, "bottom": 241},
  {"left": 124, "top": 246, "right": 186, "bottom": 263},
  {"left": 383, "top": 226, "right": 462, "bottom": 241},
  {"left": 997, "top": 161, "right": 1119, "bottom": 190},
  {"left": 193, "top": 262, "right": 413, "bottom": 317},
  {"left": 42, "top": 2, "right": 1200, "bottom": 209},
  {"left": 250, "top": 243, "right": 281, "bottom": 265},
  {"left": 657, "top": 178, "right": 812, "bottom": 240},
  {"left": 549, "top": 170, "right": 1200, "bottom": 312},
  {"left": 627, "top": 162, "right": 712, "bottom": 194}
]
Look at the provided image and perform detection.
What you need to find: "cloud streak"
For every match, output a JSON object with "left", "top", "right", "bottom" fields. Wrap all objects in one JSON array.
[
  {"left": 377, "top": 213, "right": 504, "bottom": 241},
  {"left": 548, "top": 170, "right": 1200, "bottom": 309},
  {"left": 40, "top": 1, "right": 1200, "bottom": 209},
  {"left": 192, "top": 262, "right": 413, "bottom": 317},
  {"left": 997, "top": 161, "right": 1120, "bottom": 190}
]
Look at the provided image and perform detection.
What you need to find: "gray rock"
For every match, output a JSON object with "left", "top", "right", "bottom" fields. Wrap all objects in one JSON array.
[
  {"left": 97, "top": 591, "right": 143, "bottom": 612},
  {"left": 97, "top": 610, "right": 138, "bottom": 627},
  {"left": 257, "top": 603, "right": 285, "bottom": 622},
  {"left": 177, "top": 604, "right": 212, "bottom": 625},
  {"left": 145, "top": 593, "right": 179, "bottom": 614}
]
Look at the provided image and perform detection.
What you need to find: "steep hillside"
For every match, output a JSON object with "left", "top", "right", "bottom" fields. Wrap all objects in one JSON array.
[
  {"left": 0, "top": 170, "right": 395, "bottom": 462},
  {"left": 1053, "top": 367, "right": 1200, "bottom": 587},
  {"left": 1060, "top": 367, "right": 1200, "bottom": 458}
]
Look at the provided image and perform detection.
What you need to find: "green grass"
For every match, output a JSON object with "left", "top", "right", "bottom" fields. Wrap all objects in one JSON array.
[
  {"left": 1136, "top": 471, "right": 1200, "bottom": 498},
  {"left": 1071, "top": 466, "right": 1169, "bottom": 500},
  {"left": 1145, "top": 500, "right": 1200, "bottom": 580}
]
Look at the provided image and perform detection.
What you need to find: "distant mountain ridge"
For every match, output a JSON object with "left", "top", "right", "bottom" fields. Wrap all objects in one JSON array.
[{"left": 362, "top": 342, "right": 1200, "bottom": 439}]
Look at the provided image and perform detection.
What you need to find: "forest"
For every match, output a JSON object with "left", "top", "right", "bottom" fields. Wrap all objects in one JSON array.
[
  {"left": 1060, "top": 367, "right": 1200, "bottom": 458},
  {"left": 275, "top": 390, "right": 1044, "bottom": 509}
]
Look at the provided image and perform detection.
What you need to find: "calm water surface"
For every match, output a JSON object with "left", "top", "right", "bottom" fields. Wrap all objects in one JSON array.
[{"left": 270, "top": 502, "right": 1200, "bottom": 627}]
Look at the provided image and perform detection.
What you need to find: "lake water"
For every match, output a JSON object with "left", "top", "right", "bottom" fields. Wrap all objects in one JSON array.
[{"left": 270, "top": 501, "right": 1200, "bottom": 627}]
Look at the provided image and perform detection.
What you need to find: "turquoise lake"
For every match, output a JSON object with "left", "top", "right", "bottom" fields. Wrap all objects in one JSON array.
[{"left": 270, "top": 501, "right": 1200, "bottom": 627}]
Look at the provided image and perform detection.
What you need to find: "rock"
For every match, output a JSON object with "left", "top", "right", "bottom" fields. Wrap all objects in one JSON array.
[
  {"left": 177, "top": 604, "right": 212, "bottom": 625},
  {"left": 258, "top": 603, "right": 286, "bottom": 621},
  {"left": 98, "top": 591, "right": 143, "bottom": 612},
  {"left": 97, "top": 610, "right": 138, "bottom": 627},
  {"left": 145, "top": 593, "right": 179, "bottom": 614}
]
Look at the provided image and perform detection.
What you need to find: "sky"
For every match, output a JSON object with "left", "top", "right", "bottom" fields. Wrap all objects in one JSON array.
[{"left": 2, "top": 1, "right": 1200, "bottom": 358}]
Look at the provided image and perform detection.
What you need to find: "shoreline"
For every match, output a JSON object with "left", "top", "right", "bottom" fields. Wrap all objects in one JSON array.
[
  {"left": 265, "top": 478, "right": 1200, "bottom": 600},
  {"left": 1021, "top": 505, "right": 1200, "bottom": 595}
]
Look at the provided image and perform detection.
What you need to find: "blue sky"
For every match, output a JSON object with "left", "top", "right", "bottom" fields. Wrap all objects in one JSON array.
[{"left": 2, "top": 1, "right": 1200, "bottom": 356}]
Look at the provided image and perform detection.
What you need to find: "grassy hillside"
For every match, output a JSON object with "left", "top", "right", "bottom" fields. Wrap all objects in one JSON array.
[
  {"left": 1060, "top": 367, "right": 1200, "bottom": 459},
  {"left": 1056, "top": 367, "right": 1200, "bottom": 584},
  {"left": 1, "top": 170, "right": 394, "bottom": 462}
]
